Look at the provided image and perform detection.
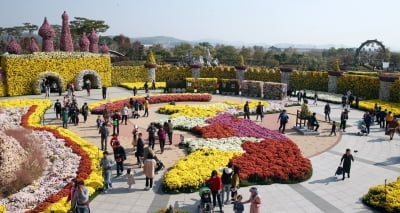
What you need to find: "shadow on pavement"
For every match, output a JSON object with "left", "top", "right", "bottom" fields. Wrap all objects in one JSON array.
[
  {"left": 308, "top": 176, "right": 341, "bottom": 185},
  {"left": 374, "top": 156, "right": 400, "bottom": 166}
]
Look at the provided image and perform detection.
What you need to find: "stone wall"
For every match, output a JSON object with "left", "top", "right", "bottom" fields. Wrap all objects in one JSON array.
[
  {"left": 263, "top": 82, "right": 287, "bottom": 100},
  {"left": 379, "top": 80, "right": 393, "bottom": 101},
  {"left": 328, "top": 75, "right": 339, "bottom": 93}
]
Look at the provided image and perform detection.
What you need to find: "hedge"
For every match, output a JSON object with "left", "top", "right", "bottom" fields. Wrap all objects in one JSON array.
[{"left": 337, "top": 74, "right": 380, "bottom": 99}]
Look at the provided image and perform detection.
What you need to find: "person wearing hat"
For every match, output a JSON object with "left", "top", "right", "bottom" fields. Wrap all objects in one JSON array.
[
  {"left": 242, "top": 187, "right": 261, "bottom": 213},
  {"left": 100, "top": 151, "right": 114, "bottom": 193}
]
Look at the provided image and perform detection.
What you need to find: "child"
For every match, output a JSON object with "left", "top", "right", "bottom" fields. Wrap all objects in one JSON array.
[
  {"left": 96, "top": 115, "right": 102, "bottom": 129},
  {"left": 126, "top": 168, "right": 136, "bottom": 191},
  {"left": 329, "top": 121, "right": 337, "bottom": 136},
  {"left": 233, "top": 195, "right": 244, "bottom": 213}
]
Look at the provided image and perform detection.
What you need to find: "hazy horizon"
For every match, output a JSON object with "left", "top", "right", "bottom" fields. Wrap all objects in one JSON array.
[{"left": 2, "top": 0, "right": 400, "bottom": 49}]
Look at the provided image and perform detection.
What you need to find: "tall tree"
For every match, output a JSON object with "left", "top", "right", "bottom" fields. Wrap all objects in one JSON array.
[
  {"left": 70, "top": 17, "right": 109, "bottom": 38},
  {"left": 22, "top": 23, "right": 38, "bottom": 35}
]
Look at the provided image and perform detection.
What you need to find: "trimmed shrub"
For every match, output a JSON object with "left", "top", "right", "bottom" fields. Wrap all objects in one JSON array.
[{"left": 337, "top": 74, "right": 379, "bottom": 99}]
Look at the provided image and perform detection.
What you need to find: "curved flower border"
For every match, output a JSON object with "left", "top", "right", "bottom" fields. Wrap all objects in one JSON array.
[{"left": 0, "top": 100, "right": 102, "bottom": 213}]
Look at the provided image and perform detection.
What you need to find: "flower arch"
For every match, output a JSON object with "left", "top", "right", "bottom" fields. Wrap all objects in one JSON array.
[
  {"left": 33, "top": 71, "right": 65, "bottom": 95},
  {"left": 74, "top": 70, "right": 102, "bottom": 91}
]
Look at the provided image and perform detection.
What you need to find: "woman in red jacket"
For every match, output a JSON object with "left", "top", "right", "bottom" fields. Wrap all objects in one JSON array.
[{"left": 207, "top": 170, "right": 223, "bottom": 212}]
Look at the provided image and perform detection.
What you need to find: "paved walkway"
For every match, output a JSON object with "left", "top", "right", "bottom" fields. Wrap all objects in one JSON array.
[{"left": 5, "top": 88, "right": 399, "bottom": 213}]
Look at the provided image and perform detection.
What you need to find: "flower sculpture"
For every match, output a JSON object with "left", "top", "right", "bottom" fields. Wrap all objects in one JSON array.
[
  {"left": 79, "top": 32, "right": 90, "bottom": 52},
  {"left": 6, "top": 37, "right": 22, "bottom": 54},
  {"left": 38, "top": 17, "right": 55, "bottom": 52},
  {"left": 144, "top": 49, "right": 157, "bottom": 68},
  {"left": 100, "top": 43, "right": 110, "bottom": 54},
  {"left": 88, "top": 28, "right": 99, "bottom": 53},
  {"left": 28, "top": 37, "right": 39, "bottom": 53},
  {"left": 59, "top": 11, "right": 74, "bottom": 52}
]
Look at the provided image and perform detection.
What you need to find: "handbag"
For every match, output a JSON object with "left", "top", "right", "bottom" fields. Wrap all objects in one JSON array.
[{"left": 335, "top": 166, "right": 343, "bottom": 176}]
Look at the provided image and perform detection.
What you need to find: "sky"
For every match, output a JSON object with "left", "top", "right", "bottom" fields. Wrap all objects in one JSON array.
[{"left": 1, "top": 0, "right": 400, "bottom": 49}]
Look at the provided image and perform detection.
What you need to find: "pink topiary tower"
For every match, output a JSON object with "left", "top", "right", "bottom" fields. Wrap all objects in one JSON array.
[
  {"left": 6, "top": 37, "right": 22, "bottom": 54},
  {"left": 79, "top": 32, "right": 90, "bottom": 52},
  {"left": 28, "top": 37, "right": 39, "bottom": 53},
  {"left": 100, "top": 43, "right": 109, "bottom": 54},
  {"left": 88, "top": 28, "right": 99, "bottom": 53},
  {"left": 38, "top": 17, "right": 55, "bottom": 52},
  {"left": 60, "top": 11, "right": 74, "bottom": 52}
]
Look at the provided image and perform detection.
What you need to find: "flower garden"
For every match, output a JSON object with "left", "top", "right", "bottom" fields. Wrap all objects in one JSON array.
[
  {"left": 0, "top": 100, "right": 103, "bottom": 213},
  {"left": 152, "top": 98, "right": 312, "bottom": 193}
]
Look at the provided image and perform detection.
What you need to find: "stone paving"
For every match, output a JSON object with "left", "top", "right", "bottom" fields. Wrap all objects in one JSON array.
[{"left": 5, "top": 87, "right": 399, "bottom": 213}]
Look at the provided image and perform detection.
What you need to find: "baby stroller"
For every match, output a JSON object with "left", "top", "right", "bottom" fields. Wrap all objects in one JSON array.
[
  {"left": 154, "top": 156, "right": 165, "bottom": 174},
  {"left": 357, "top": 120, "right": 368, "bottom": 136},
  {"left": 198, "top": 186, "right": 213, "bottom": 213}
]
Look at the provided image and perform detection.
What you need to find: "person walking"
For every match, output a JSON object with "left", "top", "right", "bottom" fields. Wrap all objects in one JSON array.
[
  {"left": 143, "top": 153, "right": 156, "bottom": 190},
  {"left": 363, "top": 111, "right": 372, "bottom": 135},
  {"left": 388, "top": 118, "right": 399, "bottom": 140},
  {"left": 166, "top": 120, "right": 174, "bottom": 145},
  {"left": 114, "top": 142, "right": 126, "bottom": 176},
  {"left": 102, "top": 86, "right": 107, "bottom": 100},
  {"left": 324, "top": 103, "right": 331, "bottom": 122},
  {"left": 243, "top": 101, "right": 250, "bottom": 119},
  {"left": 339, "top": 109, "right": 349, "bottom": 132},
  {"left": 121, "top": 104, "right": 129, "bottom": 125},
  {"left": 255, "top": 102, "right": 263, "bottom": 122},
  {"left": 385, "top": 111, "right": 394, "bottom": 131},
  {"left": 100, "top": 151, "right": 114, "bottom": 193},
  {"left": 147, "top": 123, "right": 157, "bottom": 150},
  {"left": 62, "top": 107, "right": 69, "bottom": 129},
  {"left": 73, "top": 180, "right": 90, "bottom": 213},
  {"left": 233, "top": 195, "right": 244, "bottom": 213},
  {"left": 378, "top": 109, "right": 387, "bottom": 128},
  {"left": 340, "top": 148, "right": 354, "bottom": 180},
  {"left": 135, "top": 133, "right": 145, "bottom": 168},
  {"left": 85, "top": 79, "right": 91, "bottom": 96},
  {"left": 126, "top": 168, "right": 136, "bottom": 191},
  {"left": 99, "top": 123, "right": 109, "bottom": 151},
  {"left": 143, "top": 99, "right": 149, "bottom": 117},
  {"left": 133, "top": 86, "right": 137, "bottom": 96},
  {"left": 132, "top": 125, "right": 139, "bottom": 151},
  {"left": 54, "top": 99, "right": 62, "bottom": 119},
  {"left": 242, "top": 187, "right": 261, "bottom": 213},
  {"left": 329, "top": 121, "right": 337, "bottom": 136},
  {"left": 158, "top": 125, "right": 167, "bottom": 154},
  {"left": 313, "top": 91, "right": 318, "bottom": 106},
  {"left": 221, "top": 162, "right": 233, "bottom": 205},
  {"left": 277, "top": 109, "right": 289, "bottom": 134},
  {"left": 206, "top": 170, "right": 223, "bottom": 213},
  {"left": 151, "top": 79, "right": 156, "bottom": 90},
  {"left": 144, "top": 82, "right": 149, "bottom": 93},
  {"left": 81, "top": 102, "right": 89, "bottom": 123},
  {"left": 230, "top": 166, "right": 240, "bottom": 203},
  {"left": 45, "top": 84, "right": 50, "bottom": 98},
  {"left": 111, "top": 111, "right": 121, "bottom": 135}
]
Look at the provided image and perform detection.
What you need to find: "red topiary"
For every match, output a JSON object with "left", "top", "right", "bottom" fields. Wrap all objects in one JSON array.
[
  {"left": 79, "top": 32, "right": 90, "bottom": 52},
  {"left": 6, "top": 37, "right": 22, "bottom": 54},
  {"left": 88, "top": 28, "right": 99, "bottom": 53},
  {"left": 28, "top": 37, "right": 39, "bottom": 53},
  {"left": 59, "top": 11, "right": 74, "bottom": 52},
  {"left": 100, "top": 43, "right": 109, "bottom": 54},
  {"left": 38, "top": 17, "right": 55, "bottom": 52}
]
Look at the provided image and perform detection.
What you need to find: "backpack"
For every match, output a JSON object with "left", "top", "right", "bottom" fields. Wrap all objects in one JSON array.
[{"left": 221, "top": 169, "right": 232, "bottom": 184}]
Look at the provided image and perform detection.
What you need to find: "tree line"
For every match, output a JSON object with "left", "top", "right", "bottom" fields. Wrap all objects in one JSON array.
[{"left": 1, "top": 17, "right": 400, "bottom": 71}]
